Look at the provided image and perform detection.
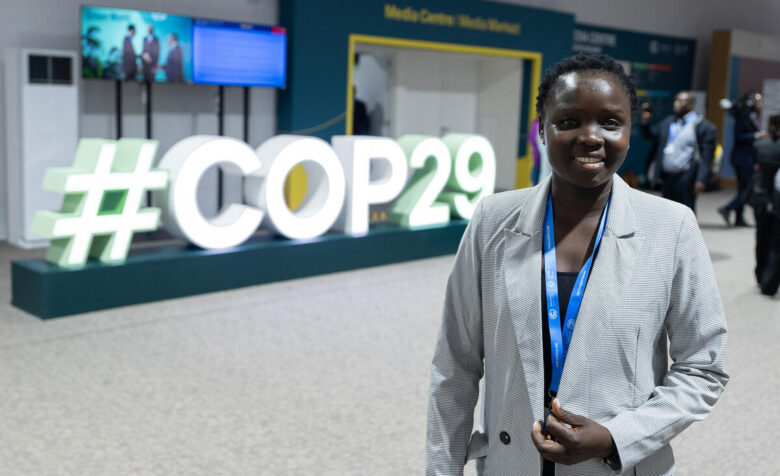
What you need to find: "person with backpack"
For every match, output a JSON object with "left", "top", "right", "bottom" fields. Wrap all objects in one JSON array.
[{"left": 640, "top": 91, "right": 717, "bottom": 213}]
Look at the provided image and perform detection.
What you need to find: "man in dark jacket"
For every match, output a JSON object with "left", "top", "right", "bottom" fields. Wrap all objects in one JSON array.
[
  {"left": 122, "top": 24, "right": 137, "bottom": 81},
  {"left": 163, "top": 33, "right": 184, "bottom": 82},
  {"left": 641, "top": 91, "right": 718, "bottom": 213},
  {"left": 141, "top": 25, "right": 160, "bottom": 82}
]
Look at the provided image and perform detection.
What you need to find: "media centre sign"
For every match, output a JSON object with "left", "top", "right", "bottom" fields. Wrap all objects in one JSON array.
[{"left": 32, "top": 133, "right": 496, "bottom": 268}]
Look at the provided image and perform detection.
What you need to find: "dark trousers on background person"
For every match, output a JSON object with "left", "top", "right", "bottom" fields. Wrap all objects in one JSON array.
[
  {"left": 755, "top": 205, "right": 773, "bottom": 283},
  {"left": 756, "top": 207, "right": 780, "bottom": 295},
  {"left": 662, "top": 162, "right": 698, "bottom": 213},
  {"left": 723, "top": 166, "right": 754, "bottom": 225}
]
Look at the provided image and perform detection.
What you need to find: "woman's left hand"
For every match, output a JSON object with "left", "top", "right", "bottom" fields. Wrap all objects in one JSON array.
[{"left": 531, "top": 398, "right": 616, "bottom": 465}]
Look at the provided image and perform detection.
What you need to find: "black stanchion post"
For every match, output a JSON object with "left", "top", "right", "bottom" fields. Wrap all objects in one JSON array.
[
  {"left": 115, "top": 80, "right": 122, "bottom": 139},
  {"left": 217, "top": 85, "right": 225, "bottom": 210},
  {"left": 145, "top": 80, "right": 152, "bottom": 139},
  {"left": 144, "top": 81, "right": 153, "bottom": 206},
  {"left": 243, "top": 86, "right": 250, "bottom": 143}
]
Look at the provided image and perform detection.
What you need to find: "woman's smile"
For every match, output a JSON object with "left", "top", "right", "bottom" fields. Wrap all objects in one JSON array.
[{"left": 574, "top": 156, "right": 605, "bottom": 170}]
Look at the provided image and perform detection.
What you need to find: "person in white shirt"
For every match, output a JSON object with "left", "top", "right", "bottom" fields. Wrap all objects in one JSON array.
[{"left": 640, "top": 92, "right": 717, "bottom": 213}]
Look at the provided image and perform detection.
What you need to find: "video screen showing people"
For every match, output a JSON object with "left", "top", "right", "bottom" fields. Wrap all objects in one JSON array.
[{"left": 81, "top": 6, "right": 193, "bottom": 83}]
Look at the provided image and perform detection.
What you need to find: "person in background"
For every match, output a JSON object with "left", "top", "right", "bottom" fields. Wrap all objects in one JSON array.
[
  {"left": 751, "top": 113, "right": 780, "bottom": 295},
  {"left": 122, "top": 24, "right": 137, "bottom": 81},
  {"left": 769, "top": 168, "right": 780, "bottom": 294},
  {"left": 162, "top": 32, "right": 184, "bottom": 82},
  {"left": 641, "top": 92, "right": 718, "bottom": 213},
  {"left": 141, "top": 25, "right": 160, "bottom": 82},
  {"left": 719, "top": 92, "right": 768, "bottom": 226},
  {"left": 530, "top": 118, "right": 552, "bottom": 185},
  {"left": 352, "top": 86, "right": 371, "bottom": 135},
  {"left": 352, "top": 54, "right": 372, "bottom": 136}
]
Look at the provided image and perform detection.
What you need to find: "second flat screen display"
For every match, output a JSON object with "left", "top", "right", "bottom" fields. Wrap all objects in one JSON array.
[{"left": 192, "top": 20, "right": 287, "bottom": 87}]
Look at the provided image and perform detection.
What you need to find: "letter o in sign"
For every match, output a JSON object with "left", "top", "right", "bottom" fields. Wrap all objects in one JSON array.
[{"left": 246, "top": 135, "right": 346, "bottom": 240}]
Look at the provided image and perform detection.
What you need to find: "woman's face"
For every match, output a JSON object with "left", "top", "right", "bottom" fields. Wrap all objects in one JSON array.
[{"left": 540, "top": 71, "right": 631, "bottom": 191}]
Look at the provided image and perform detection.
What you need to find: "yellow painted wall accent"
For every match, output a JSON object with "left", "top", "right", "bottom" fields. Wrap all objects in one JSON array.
[{"left": 283, "top": 165, "right": 308, "bottom": 210}]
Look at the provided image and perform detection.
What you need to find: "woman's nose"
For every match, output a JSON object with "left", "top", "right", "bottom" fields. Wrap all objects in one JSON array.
[{"left": 578, "top": 125, "right": 604, "bottom": 147}]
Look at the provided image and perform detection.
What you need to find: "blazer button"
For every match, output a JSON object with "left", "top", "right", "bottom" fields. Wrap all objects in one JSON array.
[{"left": 499, "top": 431, "right": 511, "bottom": 445}]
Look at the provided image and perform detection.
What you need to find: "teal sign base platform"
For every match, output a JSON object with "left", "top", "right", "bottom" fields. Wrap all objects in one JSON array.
[{"left": 12, "top": 222, "right": 467, "bottom": 319}]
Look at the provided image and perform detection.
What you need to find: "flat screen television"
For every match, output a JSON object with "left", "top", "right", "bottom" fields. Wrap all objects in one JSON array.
[
  {"left": 81, "top": 6, "right": 194, "bottom": 83},
  {"left": 192, "top": 19, "right": 286, "bottom": 87}
]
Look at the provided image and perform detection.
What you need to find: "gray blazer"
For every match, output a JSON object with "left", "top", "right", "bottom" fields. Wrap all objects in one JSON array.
[{"left": 426, "top": 175, "right": 728, "bottom": 475}]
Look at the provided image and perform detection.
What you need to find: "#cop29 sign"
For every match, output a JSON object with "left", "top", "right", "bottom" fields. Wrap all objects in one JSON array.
[{"left": 32, "top": 133, "right": 496, "bottom": 268}]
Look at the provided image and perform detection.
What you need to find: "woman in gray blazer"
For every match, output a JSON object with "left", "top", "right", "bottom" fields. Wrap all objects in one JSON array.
[{"left": 426, "top": 54, "right": 728, "bottom": 475}]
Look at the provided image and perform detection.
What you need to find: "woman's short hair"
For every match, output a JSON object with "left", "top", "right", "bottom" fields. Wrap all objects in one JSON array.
[{"left": 535, "top": 53, "right": 638, "bottom": 122}]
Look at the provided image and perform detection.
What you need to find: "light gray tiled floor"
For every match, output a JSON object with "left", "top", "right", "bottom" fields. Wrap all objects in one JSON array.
[{"left": 0, "top": 189, "right": 777, "bottom": 475}]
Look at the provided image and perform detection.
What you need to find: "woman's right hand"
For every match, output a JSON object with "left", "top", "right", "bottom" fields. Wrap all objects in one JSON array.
[{"left": 531, "top": 398, "right": 616, "bottom": 466}]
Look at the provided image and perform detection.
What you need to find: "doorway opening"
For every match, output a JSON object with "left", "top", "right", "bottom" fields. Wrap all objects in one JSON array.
[{"left": 347, "top": 34, "right": 541, "bottom": 192}]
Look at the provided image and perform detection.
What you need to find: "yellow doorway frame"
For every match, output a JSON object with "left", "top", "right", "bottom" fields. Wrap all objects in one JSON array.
[{"left": 346, "top": 34, "right": 542, "bottom": 189}]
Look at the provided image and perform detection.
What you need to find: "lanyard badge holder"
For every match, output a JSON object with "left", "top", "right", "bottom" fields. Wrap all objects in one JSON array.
[{"left": 542, "top": 192, "right": 610, "bottom": 414}]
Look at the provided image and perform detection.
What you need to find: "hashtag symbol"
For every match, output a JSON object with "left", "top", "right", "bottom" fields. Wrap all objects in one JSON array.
[{"left": 32, "top": 138, "right": 168, "bottom": 267}]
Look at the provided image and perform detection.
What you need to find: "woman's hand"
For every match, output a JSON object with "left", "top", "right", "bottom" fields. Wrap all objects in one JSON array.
[{"left": 531, "top": 398, "right": 616, "bottom": 466}]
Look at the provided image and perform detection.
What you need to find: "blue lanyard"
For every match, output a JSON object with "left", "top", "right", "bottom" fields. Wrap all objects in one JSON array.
[{"left": 543, "top": 192, "right": 609, "bottom": 394}]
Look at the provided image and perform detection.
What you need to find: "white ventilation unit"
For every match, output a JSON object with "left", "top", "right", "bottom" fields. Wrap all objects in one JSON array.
[{"left": 4, "top": 48, "right": 79, "bottom": 248}]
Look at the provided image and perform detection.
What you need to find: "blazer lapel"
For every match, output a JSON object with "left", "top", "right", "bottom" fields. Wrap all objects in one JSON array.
[
  {"left": 503, "top": 177, "right": 550, "bottom": 424},
  {"left": 556, "top": 176, "right": 644, "bottom": 403}
]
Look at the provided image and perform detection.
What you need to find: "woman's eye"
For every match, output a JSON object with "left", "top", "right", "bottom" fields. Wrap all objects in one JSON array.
[{"left": 555, "top": 119, "right": 578, "bottom": 129}]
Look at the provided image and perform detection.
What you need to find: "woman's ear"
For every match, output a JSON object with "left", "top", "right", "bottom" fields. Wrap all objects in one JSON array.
[{"left": 539, "top": 125, "right": 545, "bottom": 145}]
